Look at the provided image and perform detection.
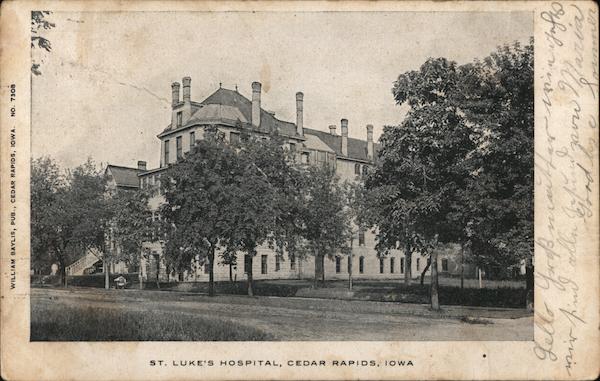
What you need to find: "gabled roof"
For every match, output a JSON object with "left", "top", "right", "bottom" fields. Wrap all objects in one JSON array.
[
  {"left": 159, "top": 86, "right": 379, "bottom": 162},
  {"left": 189, "top": 104, "right": 248, "bottom": 126},
  {"left": 303, "top": 128, "right": 379, "bottom": 162},
  {"left": 303, "top": 134, "right": 335, "bottom": 153},
  {"left": 105, "top": 165, "right": 142, "bottom": 188},
  {"left": 161, "top": 88, "right": 300, "bottom": 137}
]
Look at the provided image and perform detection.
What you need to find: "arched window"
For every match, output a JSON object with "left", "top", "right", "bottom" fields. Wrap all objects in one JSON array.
[{"left": 355, "top": 163, "right": 361, "bottom": 175}]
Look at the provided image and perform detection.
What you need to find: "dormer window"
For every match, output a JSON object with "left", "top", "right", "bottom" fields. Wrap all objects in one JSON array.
[
  {"left": 176, "top": 111, "right": 183, "bottom": 127},
  {"left": 301, "top": 153, "right": 309, "bottom": 164},
  {"left": 230, "top": 131, "right": 240, "bottom": 145}
]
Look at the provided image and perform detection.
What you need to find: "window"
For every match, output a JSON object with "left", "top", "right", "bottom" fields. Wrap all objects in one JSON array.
[
  {"left": 400, "top": 257, "right": 405, "bottom": 273},
  {"left": 359, "top": 256, "right": 365, "bottom": 274},
  {"left": 390, "top": 257, "right": 395, "bottom": 273},
  {"left": 379, "top": 258, "right": 385, "bottom": 274},
  {"left": 176, "top": 136, "right": 182, "bottom": 159},
  {"left": 416, "top": 258, "right": 420, "bottom": 271},
  {"left": 290, "top": 255, "right": 296, "bottom": 270},
  {"left": 335, "top": 256, "right": 341, "bottom": 273},
  {"left": 164, "top": 140, "right": 170, "bottom": 165},
  {"left": 301, "top": 153, "right": 309, "bottom": 164},
  {"left": 261, "top": 255, "right": 268, "bottom": 274},
  {"left": 362, "top": 165, "right": 369, "bottom": 176},
  {"left": 442, "top": 258, "right": 449, "bottom": 272},
  {"left": 190, "top": 131, "right": 195, "bottom": 150},
  {"left": 230, "top": 131, "right": 240, "bottom": 145},
  {"left": 289, "top": 142, "right": 296, "bottom": 152},
  {"left": 318, "top": 151, "right": 327, "bottom": 163},
  {"left": 355, "top": 163, "right": 361, "bottom": 175},
  {"left": 204, "top": 263, "right": 210, "bottom": 274},
  {"left": 358, "top": 230, "right": 365, "bottom": 246},
  {"left": 176, "top": 111, "right": 182, "bottom": 127},
  {"left": 275, "top": 256, "right": 281, "bottom": 272}
]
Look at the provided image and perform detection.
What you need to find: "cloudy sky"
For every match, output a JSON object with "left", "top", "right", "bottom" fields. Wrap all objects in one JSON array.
[{"left": 32, "top": 11, "right": 532, "bottom": 170}]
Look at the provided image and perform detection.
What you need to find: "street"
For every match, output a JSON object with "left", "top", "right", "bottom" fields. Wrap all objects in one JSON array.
[{"left": 31, "top": 287, "right": 533, "bottom": 341}]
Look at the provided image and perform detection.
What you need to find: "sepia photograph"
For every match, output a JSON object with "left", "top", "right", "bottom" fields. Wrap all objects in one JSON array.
[
  {"left": 1, "top": 1, "right": 599, "bottom": 380},
  {"left": 28, "top": 9, "right": 535, "bottom": 342}
]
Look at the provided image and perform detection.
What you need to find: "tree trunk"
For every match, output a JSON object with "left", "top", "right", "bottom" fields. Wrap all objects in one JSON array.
[
  {"left": 229, "top": 263, "right": 233, "bottom": 283},
  {"left": 314, "top": 252, "right": 323, "bottom": 288},
  {"left": 320, "top": 255, "right": 325, "bottom": 285},
  {"left": 525, "top": 259, "right": 534, "bottom": 311},
  {"left": 348, "top": 253, "right": 353, "bottom": 291},
  {"left": 247, "top": 255, "right": 254, "bottom": 296},
  {"left": 404, "top": 249, "right": 412, "bottom": 285},
  {"left": 139, "top": 251, "right": 144, "bottom": 290},
  {"left": 104, "top": 257, "right": 110, "bottom": 290},
  {"left": 460, "top": 244, "right": 465, "bottom": 290},
  {"left": 208, "top": 247, "right": 216, "bottom": 297},
  {"left": 59, "top": 258, "right": 67, "bottom": 287},
  {"left": 430, "top": 250, "right": 440, "bottom": 311},
  {"left": 420, "top": 256, "right": 432, "bottom": 286}
]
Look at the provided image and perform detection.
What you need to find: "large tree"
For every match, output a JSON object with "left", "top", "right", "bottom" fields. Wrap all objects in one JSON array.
[
  {"left": 31, "top": 157, "right": 109, "bottom": 286},
  {"left": 458, "top": 40, "right": 534, "bottom": 280},
  {"left": 365, "top": 40, "right": 533, "bottom": 310},
  {"left": 297, "top": 165, "right": 352, "bottom": 288},
  {"left": 31, "top": 157, "right": 64, "bottom": 277},
  {"left": 367, "top": 57, "right": 476, "bottom": 310},
  {"left": 108, "top": 188, "right": 153, "bottom": 289},
  {"left": 228, "top": 133, "right": 297, "bottom": 296},
  {"left": 160, "top": 130, "right": 239, "bottom": 296}
]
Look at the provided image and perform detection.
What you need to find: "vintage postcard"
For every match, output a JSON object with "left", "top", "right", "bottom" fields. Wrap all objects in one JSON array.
[{"left": 1, "top": 1, "right": 598, "bottom": 380}]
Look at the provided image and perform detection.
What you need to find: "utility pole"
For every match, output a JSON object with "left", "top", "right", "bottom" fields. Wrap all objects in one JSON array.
[{"left": 348, "top": 232, "right": 354, "bottom": 291}]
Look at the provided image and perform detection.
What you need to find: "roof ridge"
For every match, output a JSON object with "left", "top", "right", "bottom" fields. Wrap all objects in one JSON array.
[{"left": 107, "top": 164, "right": 140, "bottom": 170}]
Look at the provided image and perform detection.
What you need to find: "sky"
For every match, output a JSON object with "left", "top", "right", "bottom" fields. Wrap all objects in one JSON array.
[{"left": 32, "top": 11, "right": 533, "bottom": 170}]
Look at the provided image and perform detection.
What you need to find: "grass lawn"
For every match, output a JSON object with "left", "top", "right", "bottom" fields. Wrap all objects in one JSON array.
[{"left": 30, "top": 302, "right": 271, "bottom": 341}]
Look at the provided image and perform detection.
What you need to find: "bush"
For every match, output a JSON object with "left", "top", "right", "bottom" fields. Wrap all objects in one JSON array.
[
  {"left": 31, "top": 303, "right": 271, "bottom": 341},
  {"left": 66, "top": 273, "right": 139, "bottom": 288},
  {"left": 356, "top": 284, "right": 526, "bottom": 308},
  {"left": 169, "top": 281, "right": 301, "bottom": 297},
  {"left": 30, "top": 274, "right": 61, "bottom": 286}
]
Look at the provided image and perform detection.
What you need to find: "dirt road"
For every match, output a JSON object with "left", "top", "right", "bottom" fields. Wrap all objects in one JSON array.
[{"left": 31, "top": 287, "right": 532, "bottom": 341}]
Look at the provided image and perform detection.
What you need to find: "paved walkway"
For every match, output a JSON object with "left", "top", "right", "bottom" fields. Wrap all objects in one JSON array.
[{"left": 32, "top": 287, "right": 533, "bottom": 341}]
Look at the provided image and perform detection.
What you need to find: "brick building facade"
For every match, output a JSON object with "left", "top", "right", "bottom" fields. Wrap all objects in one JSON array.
[{"left": 107, "top": 78, "right": 462, "bottom": 283}]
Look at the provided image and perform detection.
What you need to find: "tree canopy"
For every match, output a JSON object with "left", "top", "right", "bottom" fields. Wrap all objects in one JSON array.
[{"left": 363, "top": 40, "right": 533, "bottom": 308}]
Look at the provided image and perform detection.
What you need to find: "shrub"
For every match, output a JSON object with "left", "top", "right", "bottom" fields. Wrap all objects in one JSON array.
[
  {"left": 356, "top": 284, "right": 526, "bottom": 308},
  {"left": 65, "top": 273, "right": 139, "bottom": 288}
]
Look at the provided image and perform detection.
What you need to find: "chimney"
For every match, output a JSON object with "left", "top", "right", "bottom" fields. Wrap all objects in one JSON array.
[
  {"left": 137, "top": 161, "right": 147, "bottom": 171},
  {"left": 341, "top": 119, "right": 348, "bottom": 156},
  {"left": 171, "top": 82, "right": 180, "bottom": 107},
  {"left": 182, "top": 76, "right": 191, "bottom": 103},
  {"left": 366, "top": 124, "right": 374, "bottom": 160},
  {"left": 329, "top": 125, "right": 337, "bottom": 135},
  {"left": 178, "top": 76, "right": 192, "bottom": 124},
  {"left": 296, "top": 92, "right": 304, "bottom": 136},
  {"left": 252, "top": 81, "right": 262, "bottom": 127}
]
